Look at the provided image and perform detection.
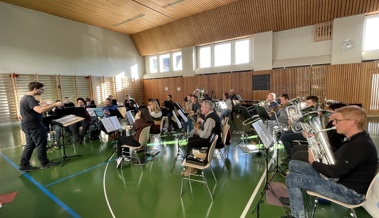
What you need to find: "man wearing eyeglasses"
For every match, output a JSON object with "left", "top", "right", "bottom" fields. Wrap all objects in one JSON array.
[
  {"left": 281, "top": 105, "right": 378, "bottom": 218},
  {"left": 19, "top": 82, "right": 63, "bottom": 171}
]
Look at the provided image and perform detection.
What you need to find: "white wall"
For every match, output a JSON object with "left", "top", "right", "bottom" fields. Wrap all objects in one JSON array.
[
  {"left": 331, "top": 14, "right": 365, "bottom": 64},
  {"left": 254, "top": 31, "right": 273, "bottom": 70},
  {"left": 0, "top": 3, "right": 144, "bottom": 78}
]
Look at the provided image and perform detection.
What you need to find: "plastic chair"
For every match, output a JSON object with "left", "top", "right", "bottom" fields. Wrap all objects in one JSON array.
[
  {"left": 180, "top": 135, "right": 218, "bottom": 200},
  {"left": 121, "top": 126, "right": 151, "bottom": 171},
  {"left": 307, "top": 172, "right": 379, "bottom": 218}
]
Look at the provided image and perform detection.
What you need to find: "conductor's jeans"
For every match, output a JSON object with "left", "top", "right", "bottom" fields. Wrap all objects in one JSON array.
[{"left": 20, "top": 126, "right": 49, "bottom": 166}]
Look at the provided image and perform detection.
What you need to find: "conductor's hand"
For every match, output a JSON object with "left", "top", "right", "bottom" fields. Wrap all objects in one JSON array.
[
  {"left": 54, "top": 101, "right": 63, "bottom": 108},
  {"left": 308, "top": 149, "right": 315, "bottom": 164},
  {"left": 40, "top": 99, "right": 53, "bottom": 107}
]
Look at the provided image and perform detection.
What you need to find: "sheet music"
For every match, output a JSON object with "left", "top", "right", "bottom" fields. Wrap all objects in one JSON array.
[
  {"left": 101, "top": 118, "right": 116, "bottom": 133},
  {"left": 177, "top": 110, "right": 188, "bottom": 123},
  {"left": 52, "top": 115, "right": 83, "bottom": 127},
  {"left": 252, "top": 119, "right": 274, "bottom": 149},
  {"left": 94, "top": 108, "right": 104, "bottom": 117},
  {"left": 172, "top": 112, "right": 182, "bottom": 129},
  {"left": 109, "top": 116, "right": 122, "bottom": 130},
  {"left": 126, "top": 111, "right": 135, "bottom": 125},
  {"left": 86, "top": 108, "right": 96, "bottom": 116}
]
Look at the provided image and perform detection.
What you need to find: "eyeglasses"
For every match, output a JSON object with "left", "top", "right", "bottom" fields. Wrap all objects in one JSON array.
[{"left": 333, "top": 119, "right": 350, "bottom": 124}]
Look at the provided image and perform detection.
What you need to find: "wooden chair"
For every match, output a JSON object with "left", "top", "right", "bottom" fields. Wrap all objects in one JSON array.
[
  {"left": 121, "top": 126, "right": 151, "bottom": 171},
  {"left": 180, "top": 135, "right": 218, "bottom": 200},
  {"left": 307, "top": 172, "right": 379, "bottom": 218}
]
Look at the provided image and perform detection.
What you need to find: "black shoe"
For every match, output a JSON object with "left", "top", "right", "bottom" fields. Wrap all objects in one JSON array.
[
  {"left": 280, "top": 214, "right": 294, "bottom": 218},
  {"left": 281, "top": 157, "right": 291, "bottom": 164},
  {"left": 18, "top": 164, "right": 39, "bottom": 172},
  {"left": 279, "top": 196, "right": 290, "bottom": 205},
  {"left": 40, "top": 161, "right": 59, "bottom": 169}
]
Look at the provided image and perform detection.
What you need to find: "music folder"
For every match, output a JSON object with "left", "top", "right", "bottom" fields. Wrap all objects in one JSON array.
[
  {"left": 101, "top": 116, "right": 122, "bottom": 133},
  {"left": 52, "top": 115, "right": 84, "bottom": 127}
]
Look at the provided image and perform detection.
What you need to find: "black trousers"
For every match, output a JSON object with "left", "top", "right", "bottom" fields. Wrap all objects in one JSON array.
[
  {"left": 116, "top": 135, "right": 140, "bottom": 157},
  {"left": 186, "top": 135, "right": 210, "bottom": 156}
]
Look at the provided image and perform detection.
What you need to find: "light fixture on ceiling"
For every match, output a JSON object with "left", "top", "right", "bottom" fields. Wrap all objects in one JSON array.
[
  {"left": 162, "top": 0, "right": 186, "bottom": 8},
  {"left": 113, "top": 13, "right": 145, "bottom": 27}
]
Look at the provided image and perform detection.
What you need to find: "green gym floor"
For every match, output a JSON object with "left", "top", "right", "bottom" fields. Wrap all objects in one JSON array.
[{"left": 0, "top": 117, "right": 378, "bottom": 218}]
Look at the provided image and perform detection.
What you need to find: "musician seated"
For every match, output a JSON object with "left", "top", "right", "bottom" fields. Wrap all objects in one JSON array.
[
  {"left": 183, "top": 100, "right": 222, "bottom": 176},
  {"left": 266, "top": 92, "right": 279, "bottom": 111},
  {"left": 124, "top": 94, "right": 138, "bottom": 114},
  {"left": 161, "top": 95, "right": 175, "bottom": 131},
  {"left": 280, "top": 105, "right": 378, "bottom": 218},
  {"left": 63, "top": 97, "right": 75, "bottom": 108},
  {"left": 266, "top": 94, "right": 290, "bottom": 136},
  {"left": 98, "top": 98, "right": 118, "bottom": 134},
  {"left": 280, "top": 95, "right": 320, "bottom": 163},
  {"left": 147, "top": 99, "right": 162, "bottom": 134},
  {"left": 115, "top": 106, "right": 154, "bottom": 168},
  {"left": 218, "top": 93, "right": 233, "bottom": 120},
  {"left": 68, "top": 98, "right": 92, "bottom": 144},
  {"left": 288, "top": 102, "right": 348, "bottom": 163}
]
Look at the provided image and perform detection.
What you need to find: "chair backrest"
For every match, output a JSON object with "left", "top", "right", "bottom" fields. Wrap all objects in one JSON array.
[
  {"left": 206, "top": 135, "right": 219, "bottom": 164},
  {"left": 222, "top": 124, "right": 230, "bottom": 145},
  {"left": 362, "top": 172, "right": 379, "bottom": 217},
  {"left": 138, "top": 126, "right": 151, "bottom": 146}
]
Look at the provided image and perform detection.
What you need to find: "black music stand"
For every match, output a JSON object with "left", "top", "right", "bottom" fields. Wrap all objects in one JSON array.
[
  {"left": 110, "top": 109, "right": 124, "bottom": 119},
  {"left": 234, "top": 106, "right": 258, "bottom": 147},
  {"left": 251, "top": 119, "right": 289, "bottom": 217},
  {"left": 51, "top": 115, "right": 84, "bottom": 167},
  {"left": 102, "top": 116, "right": 123, "bottom": 162},
  {"left": 253, "top": 105, "right": 271, "bottom": 120}
]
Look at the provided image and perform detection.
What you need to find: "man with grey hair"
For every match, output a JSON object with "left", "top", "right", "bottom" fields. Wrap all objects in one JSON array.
[{"left": 183, "top": 100, "right": 222, "bottom": 176}]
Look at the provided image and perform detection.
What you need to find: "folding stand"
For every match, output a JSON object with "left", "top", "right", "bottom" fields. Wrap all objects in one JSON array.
[
  {"left": 51, "top": 115, "right": 84, "bottom": 167},
  {"left": 100, "top": 116, "right": 123, "bottom": 162},
  {"left": 170, "top": 112, "right": 188, "bottom": 172},
  {"left": 251, "top": 118, "right": 289, "bottom": 217}
]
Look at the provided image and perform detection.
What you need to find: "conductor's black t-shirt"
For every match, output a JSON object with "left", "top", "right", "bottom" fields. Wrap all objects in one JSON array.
[{"left": 20, "top": 95, "right": 45, "bottom": 131}]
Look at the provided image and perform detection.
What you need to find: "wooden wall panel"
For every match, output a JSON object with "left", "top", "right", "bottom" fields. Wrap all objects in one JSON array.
[{"left": 143, "top": 63, "right": 379, "bottom": 116}]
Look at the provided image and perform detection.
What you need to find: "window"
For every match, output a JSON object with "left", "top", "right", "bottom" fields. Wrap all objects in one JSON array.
[
  {"left": 363, "top": 15, "right": 379, "bottom": 51},
  {"left": 214, "top": 43, "right": 231, "bottom": 66},
  {"left": 235, "top": 39, "right": 250, "bottom": 64},
  {"left": 159, "top": 54, "right": 170, "bottom": 72},
  {"left": 149, "top": 56, "right": 158, "bottom": 73},
  {"left": 199, "top": 46, "right": 211, "bottom": 68},
  {"left": 173, "top": 52, "right": 182, "bottom": 71}
]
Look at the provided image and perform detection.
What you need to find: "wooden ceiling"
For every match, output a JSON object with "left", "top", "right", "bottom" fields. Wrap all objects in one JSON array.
[
  {"left": 1, "top": 0, "right": 240, "bottom": 35},
  {"left": 2, "top": 0, "right": 379, "bottom": 56}
]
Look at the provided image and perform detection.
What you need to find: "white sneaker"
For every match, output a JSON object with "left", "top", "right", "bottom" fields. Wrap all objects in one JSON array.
[
  {"left": 124, "top": 157, "right": 131, "bottom": 162},
  {"left": 116, "top": 157, "right": 123, "bottom": 168}
]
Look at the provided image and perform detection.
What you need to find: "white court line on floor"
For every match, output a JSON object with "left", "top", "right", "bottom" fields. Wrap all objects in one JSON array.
[
  {"left": 103, "top": 153, "right": 116, "bottom": 218},
  {"left": 240, "top": 149, "right": 277, "bottom": 218}
]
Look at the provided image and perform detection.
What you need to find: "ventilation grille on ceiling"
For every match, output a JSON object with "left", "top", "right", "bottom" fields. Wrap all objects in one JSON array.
[
  {"left": 314, "top": 21, "right": 333, "bottom": 41},
  {"left": 113, "top": 13, "right": 145, "bottom": 27}
]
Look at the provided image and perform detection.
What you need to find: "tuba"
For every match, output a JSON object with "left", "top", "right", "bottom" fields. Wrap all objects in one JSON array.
[{"left": 297, "top": 111, "right": 336, "bottom": 165}]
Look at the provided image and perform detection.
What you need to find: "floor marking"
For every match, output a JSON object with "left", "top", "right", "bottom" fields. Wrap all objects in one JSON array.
[
  {"left": 0, "top": 152, "right": 80, "bottom": 218},
  {"left": 103, "top": 152, "right": 116, "bottom": 218},
  {"left": 240, "top": 149, "right": 277, "bottom": 218},
  {"left": 0, "top": 145, "right": 20, "bottom": 151},
  {"left": 45, "top": 160, "right": 113, "bottom": 187}
]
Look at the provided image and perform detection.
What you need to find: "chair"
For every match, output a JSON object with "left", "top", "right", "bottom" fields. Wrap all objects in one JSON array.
[
  {"left": 307, "top": 172, "right": 379, "bottom": 218},
  {"left": 180, "top": 135, "right": 218, "bottom": 200},
  {"left": 214, "top": 123, "right": 230, "bottom": 173},
  {"left": 149, "top": 117, "right": 166, "bottom": 153},
  {"left": 121, "top": 126, "right": 151, "bottom": 171}
]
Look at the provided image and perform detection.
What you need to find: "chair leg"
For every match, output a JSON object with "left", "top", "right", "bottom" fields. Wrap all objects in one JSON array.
[
  {"left": 350, "top": 209, "right": 357, "bottom": 218},
  {"left": 133, "top": 150, "right": 144, "bottom": 171},
  {"left": 210, "top": 167, "right": 217, "bottom": 183},
  {"left": 202, "top": 171, "right": 214, "bottom": 201},
  {"left": 180, "top": 175, "right": 184, "bottom": 197}
]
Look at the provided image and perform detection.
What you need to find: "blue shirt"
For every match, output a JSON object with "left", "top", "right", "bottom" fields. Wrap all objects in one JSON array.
[{"left": 102, "top": 105, "right": 118, "bottom": 117}]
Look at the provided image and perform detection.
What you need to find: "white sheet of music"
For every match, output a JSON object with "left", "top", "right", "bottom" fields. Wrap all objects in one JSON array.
[
  {"left": 110, "top": 116, "right": 122, "bottom": 130},
  {"left": 101, "top": 118, "right": 116, "bottom": 133},
  {"left": 86, "top": 108, "right": 96, "bottom": 116},
  {"left": 54, "top": 115, "right": 77, "bottom": 125}
]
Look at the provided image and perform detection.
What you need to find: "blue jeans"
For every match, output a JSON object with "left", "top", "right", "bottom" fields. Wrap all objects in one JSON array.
[
  {"left": 20, "top": 126, "right": 49, "bottom": 166},
  {"left": 280, "top": 131, "right": 305, "bottom": 157},
  {"left": 286, "top": 160, "right": 365, "bottom": 218}
]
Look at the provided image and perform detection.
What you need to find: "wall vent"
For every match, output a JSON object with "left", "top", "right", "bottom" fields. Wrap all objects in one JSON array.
[{"left": 314, "top": 21, "right": 333, "bottom": 41}]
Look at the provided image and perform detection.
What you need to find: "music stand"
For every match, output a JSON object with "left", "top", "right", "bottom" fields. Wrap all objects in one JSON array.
[
  {"left": 234, "top": 106, "right": 258, "bottom": 147},
  {"left": 253, "top": 105, "right": 271, "bottom": 120},
  {"left": 102, "top": 116, "right": 123, "bottom": 162},
  {"left": 251, "top": 119, "right": 287, "bottom": 217},
  {"left": 110, "top": 109, "right": 124, "bottom": 119},
  {"left": 51, "top": 115, "right": 84, "bottom": 166},
  {"left": 126, "top": 110, "right": 135, "bottom": 126}
]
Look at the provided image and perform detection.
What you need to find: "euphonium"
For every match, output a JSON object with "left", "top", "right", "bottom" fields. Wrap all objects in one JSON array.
[
  {"left": 286, "top": 98, "right": 303, "bottom": 132},
  {"left": 297, "top": 111, "right": 336, "bottom": 165}
]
